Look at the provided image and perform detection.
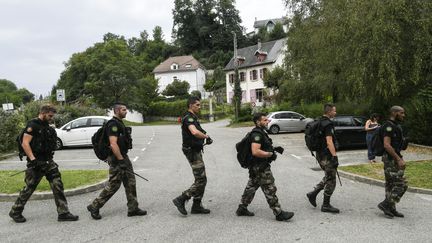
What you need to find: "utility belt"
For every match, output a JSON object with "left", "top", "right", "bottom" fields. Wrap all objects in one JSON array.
[{"left": 182, "top": 143, "right": 203, "bottom": 152}]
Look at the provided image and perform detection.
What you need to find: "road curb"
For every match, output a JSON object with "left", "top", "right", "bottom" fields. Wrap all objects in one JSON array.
[
  {"left": 338, "top": 170, "right": 432, "bottom": 195},
  {"left": 409, "top": 143, "right": 432, "bottom": 149},
  {"left": 0, "top": 152, "right": 18, "bottom": 161},
  {"left": 0, "top": 179, "right": 107, "bottom": 202}
]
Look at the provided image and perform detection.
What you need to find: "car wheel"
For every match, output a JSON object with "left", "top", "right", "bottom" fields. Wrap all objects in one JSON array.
[
  {"left": 55, "top": 138, "right": 63, "bottom": 150},
  {"left": 269, "top": 125, "right": 280, "bottom": 134}
]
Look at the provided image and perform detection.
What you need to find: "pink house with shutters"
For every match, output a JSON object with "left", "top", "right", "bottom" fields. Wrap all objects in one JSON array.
[{"left": 224, "top": 38, "right": 286, "bottom": 106}]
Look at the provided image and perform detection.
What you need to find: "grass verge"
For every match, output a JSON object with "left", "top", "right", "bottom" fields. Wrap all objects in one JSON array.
[
  {"left": 0, "top": 170, "right": 108, "bottom": 194},
  {"left": 124, "top": 120, "right": 179, "bottom": 126},
  {"left": 227, "top": 121, "right": 255, "bottom": 128},
  {"left": 339, "top": 160, "right": 432, "bottom": 189}
]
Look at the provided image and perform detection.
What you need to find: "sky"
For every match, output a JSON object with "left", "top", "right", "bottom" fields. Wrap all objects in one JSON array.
[{"left": 0, "top": 0, "right": 287, "bottom": 98}]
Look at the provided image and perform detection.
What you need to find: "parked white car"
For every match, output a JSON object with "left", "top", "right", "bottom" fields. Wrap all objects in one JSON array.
[
  {"left": 55, "top": 116, "right": 111, "bottom": 149},
  {"left": 266, "top": 111, "right": 313, "bottom": 134}
]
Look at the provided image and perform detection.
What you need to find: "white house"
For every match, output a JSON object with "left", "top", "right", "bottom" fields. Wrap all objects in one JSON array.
[
  {"left": 153, "top": 55, "right": 206, "bottom": 97},
  {"left": 224, "top": 38, "right": 287, "bottom": 106},
  {"left": 254, "top": 17, "right": 288, "bottom": 33}
]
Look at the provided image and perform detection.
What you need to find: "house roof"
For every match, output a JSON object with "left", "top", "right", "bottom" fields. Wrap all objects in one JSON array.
[
  {"left": 253, "top": 17, "right": 288, "bottom": 29},
  {"left": 153, "top": 55, "right": 205, "bottom": 73},
  {"left": 224, "top": 38, "right": 286, "bottom": 71}
]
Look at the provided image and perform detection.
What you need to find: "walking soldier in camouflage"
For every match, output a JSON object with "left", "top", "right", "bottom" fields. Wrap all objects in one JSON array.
[
  {"left": 9, "top": 104, "right": 79, "bottom": 223},
  {"left": 306, "top": 103, "right": 340, "bottom": 213},
  {"left": 236, "top": 113, "right": 294, "bottom": 221},
  {"left": 173, "top": 96, "right": 213, "bottom": 215},
  {"left": 378, "top": 106, "right": 408, "bottom": 218},
  {"left": 87, "top": 103, "right": 147, "bottom": 220}
]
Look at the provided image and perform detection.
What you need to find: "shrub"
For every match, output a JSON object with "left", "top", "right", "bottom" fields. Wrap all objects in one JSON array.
[
  {"left": 0, "top": 111, "right": 23, "bottom": 153},
  {"left": 148, "top": 100, "right": 187, "bottom": 117},
  {"left": 404, "top": 87, "right": 432, "bottom": 146}
]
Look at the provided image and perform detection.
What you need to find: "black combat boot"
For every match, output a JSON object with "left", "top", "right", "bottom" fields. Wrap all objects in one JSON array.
[
  {"left": 321, "top": 195, "right": 340, "bottom": 213},
  {"left": 275, "top": 210, "right": 295, "bottom": 221},
  {"left": 377, "top": 200, "right": 394, "bottom": 218},
  {"left": 173, "top": 194, "right": 189, "bottom": 215},
  {"left": 87, "top": 205, "right": 102, "bottom": 220},
  {"left": 191, "top": 199, "right": 211, "bottom": 214},
  {"left": 9, "top": 210, "right": 26, "bottom": 223},
  {"left": 390, "top": 205, "right": 404, "bottom": 218},
  {"left": 306, "top": 187, "right": 323, "bottom": 207},
  {"left": 128, "top": 208, "right": 147, "bottom": 217},
  {"left": 58, "top": 212, "right": 79, "bottom": 221},
  {"left": 236, "top": 204, "right": 255, "bottom": 216}
]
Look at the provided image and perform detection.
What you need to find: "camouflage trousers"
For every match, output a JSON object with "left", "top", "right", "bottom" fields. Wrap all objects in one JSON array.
[
  {"left": 91, "top": 156, "right": 138, "bottom": 212},
  {"left": 383, "top": 153, "right": 408, "bottom": 204},
  {"left": 11, "top": 160, "right": 69, "bottom": 215},
  {"left": 315, "top": 153, "right": 337, "bottom": 197},
  {"left": 241, "top": 164, "right": 282, "bottom": 216},
  {"left": 182, "top": 147, "right": 207, "bottom": 200}
]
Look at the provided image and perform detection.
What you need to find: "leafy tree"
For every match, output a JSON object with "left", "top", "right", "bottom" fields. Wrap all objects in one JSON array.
[
  {"left": 191, "top": 90, "right": 202, "bottom": 99},
  {"left": 162, "top": 80, "right": 190, "bottom": 98},
  {"left": 0, "top": 79, "right": 34, "bottom": 107},
  {"left": 152, "top": 26, "right": 164, "bottom": 42},
  {"left": 129, "top": 75, "right": 159, "bottom": 116},
  {"left": 269, "top": 23, "right": 287, "bottom": 40},
  {"left": 204, "top": 66, "right": 226, "bottom": 91}
]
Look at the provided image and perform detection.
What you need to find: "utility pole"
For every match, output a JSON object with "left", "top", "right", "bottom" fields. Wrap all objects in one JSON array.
[{"left": 232, "top": 31, "right": 241, "bottom": 121}]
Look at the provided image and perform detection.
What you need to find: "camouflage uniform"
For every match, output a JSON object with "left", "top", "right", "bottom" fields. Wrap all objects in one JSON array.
[
  {"left": 240, "top": 127, "right": 282, "bottom": 216},
  {"left": 382, "top": 120, "right": 408, "bottom": 206},
  {"left": 315, "top": 153, "right": 337, "bottom": 197},
  {"left": 181, "top": 111, "right": 207, "bottom": 200},
  {"left": 314, "top": 116, "right": 337, "bottom": 197},
  {"left": 90, "top": 155, "right": 138, "bottom": 211},
  {"left": 90, "top": 117, "right": 139, "bottom": 212},
  {"left": 11, "top": 119, "right": 70, "bottom": 215}
]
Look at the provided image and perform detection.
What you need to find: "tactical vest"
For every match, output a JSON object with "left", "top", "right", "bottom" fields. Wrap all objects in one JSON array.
[
  {"left": 251, "top": 127, "right": 273, "bottom": 164},
  {"left": 108, "top": 118, "right": 132, "bottom": 154},
  {"left": 181, "top": 112, "right": 206, "bottom": 150},
  {"left": 385, "top": 120, "right": 407, "bottom": 154},
  {"left": 28, "top": 119, "right": 57, "bottom": 160}
]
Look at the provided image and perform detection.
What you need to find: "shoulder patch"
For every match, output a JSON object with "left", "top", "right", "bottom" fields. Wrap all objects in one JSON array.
[
  {"left": 253, "top": 135, "right": 261, "bottom": 142},
  {"left": 111, "top": 126, "right": 118, "bottom": 132},
  {"left": 26, "top": 127, "right": 33, "bottom": 133},
  {"left": 386, "top": 126, "right": 392, "bottom": 132},
  {"left": 188, "top": 117, "right": 194, "bottom": 122}
]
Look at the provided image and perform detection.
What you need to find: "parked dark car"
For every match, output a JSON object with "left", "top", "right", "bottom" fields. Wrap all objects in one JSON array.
[{"left": 333, "top": 115, "right": 367, "bottom": 148}]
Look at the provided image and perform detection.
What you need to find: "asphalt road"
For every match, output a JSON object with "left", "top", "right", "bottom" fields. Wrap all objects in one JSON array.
[{"left": 1, "top": 120, "right": 431, "bottom": 242}]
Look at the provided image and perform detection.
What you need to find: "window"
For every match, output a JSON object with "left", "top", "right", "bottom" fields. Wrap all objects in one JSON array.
[
  {"left": 260, "top": 68, "right": 268, "bottom": 79},
  {"left": 90, "top": 118, "right": 106, "bottom": 127},
  {"left": 173, "top": 76, "right": 178, "bottom": 82},
  {"left": 333, "top": 117, "right": 353, "bottom": 126},
  {"left": 291, "top": 113, "right": 302, "bottom": 119},
  {"left": 240, "top": 72, "right": 245, "bottom": 81},
  {"left": 250, "top": 70, "right": 258, "bottom": 81},
  {"left": 255, "top": 89, "right": 263, "bottom": 102},
  {"left": 171, "top": 63, "right": 178, "bottom": 70},
  {"left": 279, "top": 113, "right": 291, "bottom": 119},
  {"left": 229, "top": 74, "right": 234, "bottom": 84},
  {"left": 71, "top": 118, "right": 88, "bottom": 129},
  {"left": 185, "top": 64, "right": 192, "bottom": 68}
]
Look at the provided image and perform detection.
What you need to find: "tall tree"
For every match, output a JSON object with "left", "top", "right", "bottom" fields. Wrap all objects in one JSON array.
[{"left": 152, "top": 26, "right": 164, "bottom": 42}]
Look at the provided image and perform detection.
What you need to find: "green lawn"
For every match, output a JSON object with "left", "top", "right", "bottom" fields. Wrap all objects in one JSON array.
[
  {"left": 0, "top": 170, "right": 108, "bottom": 194},
  {"left": 124, "top": 120, "right": 179, "bottom": 126},
  {"left": 227, "top": 121, "right": 255, "bottom": 128},
  {"left": 339, "top": 160, "right": 432, "bottom": 189}
]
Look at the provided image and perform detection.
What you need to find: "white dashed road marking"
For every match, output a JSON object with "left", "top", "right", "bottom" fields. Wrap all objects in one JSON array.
[
  {"left": 290, "top": 154, "right": 302, "bottom": 159},
  {"left": 133, "top": 156, "right": 139, "bottom": 162},
  {"left": 141, "top": 148, "right": 146, "bottom": 151}
]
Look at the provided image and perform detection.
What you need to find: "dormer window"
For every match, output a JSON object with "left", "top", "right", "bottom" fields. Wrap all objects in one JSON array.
[
  {"left": 171, "top": 63, "right": 179, "bottom": 70},
  {"left": 185, "top": 64, "right": 192, "bottom": 68},
  {"left": 254, "top": 50, "right": 268, "bottom": 62}
]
